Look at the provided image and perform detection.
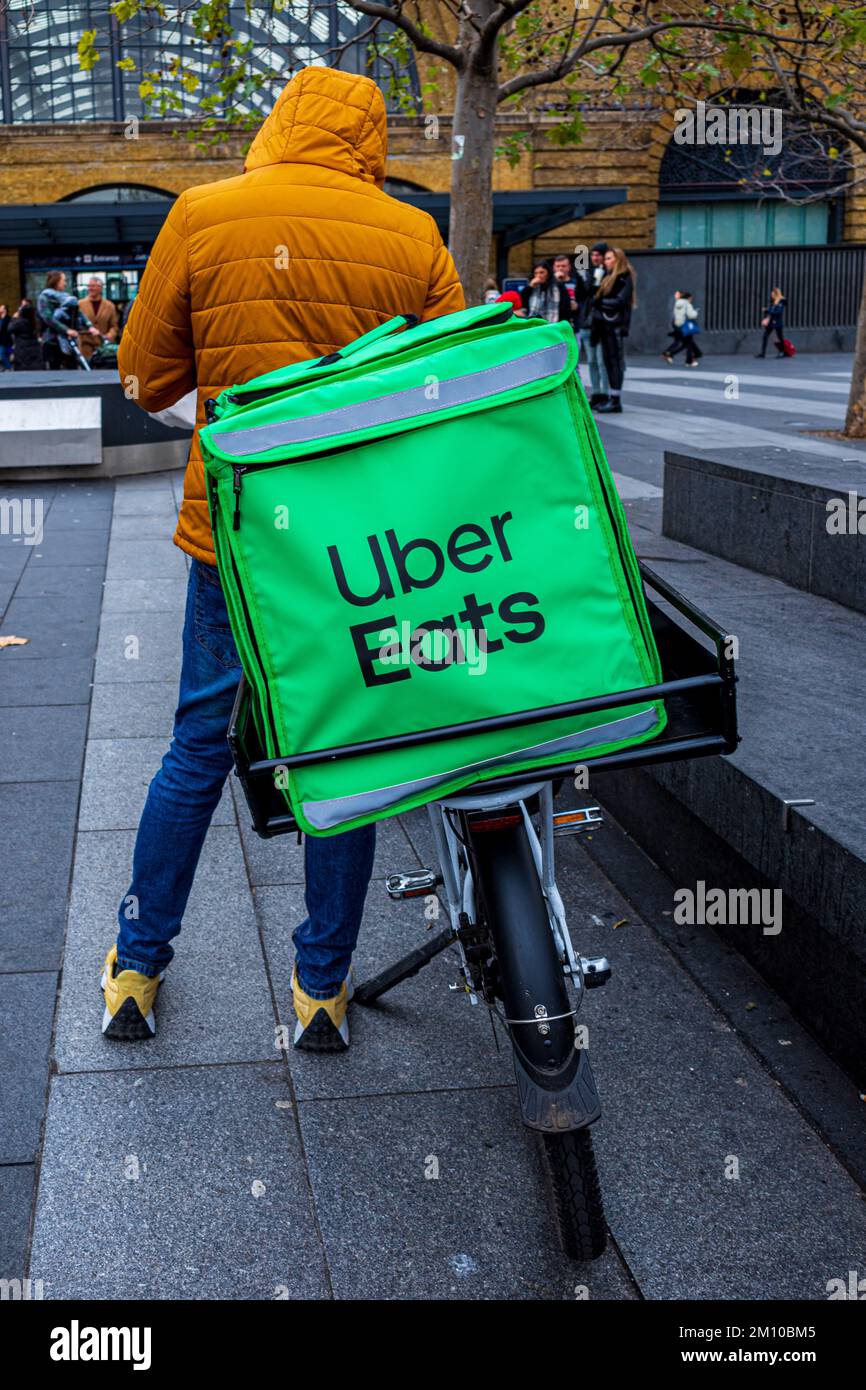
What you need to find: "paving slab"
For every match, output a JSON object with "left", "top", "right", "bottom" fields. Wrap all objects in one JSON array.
[
  {"left": 106, "top": 536, "right": 186, "bottom": 581},
  {"left": 298, "top": 1086, "right": 636, "bottom": 1300},
  {"left": 77, "top": 736, "right": 234, "bottom": 831},
  {"left": 0, "top": 656, "right": 94, "bottom": 707},
  {"left": 1, "top": 705, "right": 88, "bottom": 783},
  {"left": 13, "top": 564, "right": 104, "bottom": 600},
  {"left": 101, "top": 577, "right": 188, "bottom": 613},
  {"left": 0, "top": 780, "right": 80, "bottom": 971},
  {"left": 257, "top": 883, "right": 514, "bottom": 1101},
  {"left": 88, "top": 681, "right": 176, "bottom": 740},
  {"left": 0, "top": 1165, "right": 35, "bottom": 1283},
  {"left": 25, "top": 530, "right": 109, "bottom": 568},
  {"left": 0, "top": 595, "right": 100, "bottom": 660},
  {"left": 0, "top": 971, "right": 57, "bottom": 1163},
  {"left": 29, "top": 1065, "right": 329, "bottom": 1300},
  {"left": 54, "top": 827, "right": 277, "bottom": 1073},
  {"left": 94, "top": 611, "right": 182, "bottom": 684}
]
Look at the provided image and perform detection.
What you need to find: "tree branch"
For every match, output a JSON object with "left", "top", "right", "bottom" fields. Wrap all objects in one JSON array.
[{"left": 343, "top": 1, "right": 463, "bottom": 68}]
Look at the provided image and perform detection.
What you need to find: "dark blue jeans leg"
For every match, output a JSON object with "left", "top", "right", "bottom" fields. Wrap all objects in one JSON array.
[
  {"left": 292, "top": 825, "right": 376, "bottom": 999},
  {"left": 115, "top": 559, "right": 240, "bottom": 976}
]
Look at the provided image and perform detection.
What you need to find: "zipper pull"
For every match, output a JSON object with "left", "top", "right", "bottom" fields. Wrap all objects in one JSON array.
[{"left": 232, "top": 468, "right": 244, "bottom": 530}]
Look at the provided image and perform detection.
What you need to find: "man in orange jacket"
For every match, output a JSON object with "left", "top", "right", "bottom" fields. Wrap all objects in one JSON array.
[{"left": 104, "top": 65, "right": 464, "bottom": 1049}]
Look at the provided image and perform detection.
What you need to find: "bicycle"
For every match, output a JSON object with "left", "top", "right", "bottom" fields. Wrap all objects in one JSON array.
[{"left": 229, "top": 560, "right": 738, "bottom": 1261}]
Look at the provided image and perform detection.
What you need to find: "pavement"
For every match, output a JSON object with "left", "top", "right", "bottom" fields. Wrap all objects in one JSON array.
[{"left": 3, "top": 352, "right": 866, "bottom": 1300}]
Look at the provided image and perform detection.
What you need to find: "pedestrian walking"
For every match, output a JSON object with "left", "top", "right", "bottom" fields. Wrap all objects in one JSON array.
[
  {"left": 521, "top": 259, "right": 572, "bottom": 323},
  {"left": 590, "top": 247, "right": 636, "bottom": 414},
  {"left": 9, "top": 301, "right": 43, "bottom": 370},
  {"left": 573, "top": 242, "right": 611, "bottom": 407},
  {"left": 107, "top": 65, "right": 464, "bottom": 1051},
  {"left": 483, "top": 275, "right": 500, "bottom": 304},
  {"left": 662, "top": 290, "right": 702, "bottom": 367},
  {"left": 0, "top": 304, "right": 12, "bottom": 370},
  {"left": 756, "top": 287, "right": 787, "bottom": 358}
]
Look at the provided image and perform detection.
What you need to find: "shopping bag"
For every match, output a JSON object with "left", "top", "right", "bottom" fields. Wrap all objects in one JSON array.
[{"left": 201, "top": 303, "right": 666, "bottom": 835}]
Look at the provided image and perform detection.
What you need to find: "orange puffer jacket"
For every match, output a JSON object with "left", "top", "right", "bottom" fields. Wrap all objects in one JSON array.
[{"left": 118, "top": 65, "right": 465, "bottom": 564}]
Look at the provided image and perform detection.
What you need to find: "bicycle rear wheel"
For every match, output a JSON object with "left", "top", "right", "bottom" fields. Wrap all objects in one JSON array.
[{"left": 539, "top": 1127, "right": 607, "bottom": 1261}]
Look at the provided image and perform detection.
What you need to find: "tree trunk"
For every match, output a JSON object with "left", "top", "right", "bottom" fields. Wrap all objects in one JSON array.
[
  {"left": 844, "top": 267, "right": 866, "bottom": 437},
  {"left": 449, "top": 5, "right": 499, "bottom": 307}
]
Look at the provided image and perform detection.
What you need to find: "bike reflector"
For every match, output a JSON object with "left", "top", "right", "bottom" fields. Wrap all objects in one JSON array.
[{"left": 201, "top": 303, "right": 666, "bottom": 835}]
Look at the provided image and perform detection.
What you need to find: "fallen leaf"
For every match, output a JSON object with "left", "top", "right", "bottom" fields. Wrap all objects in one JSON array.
[
  {"left": 612, "top": 917, "right": 628, "bottom": 929},
  {"left": 0, "top": 635, "right": 28, "bottom": 649},
  {"left": 745, "top": 1001, "right": 757, "bottom": 1011}
]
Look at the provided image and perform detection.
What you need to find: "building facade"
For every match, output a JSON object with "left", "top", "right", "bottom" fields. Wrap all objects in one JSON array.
[{"left": 0, "top": 0, "right": 862, "bottom": 343}]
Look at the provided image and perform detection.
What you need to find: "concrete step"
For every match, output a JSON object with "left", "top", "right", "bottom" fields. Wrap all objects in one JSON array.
[
  {"left": 595, "top": 497, "right": 866, "bottom": 1081},
  {"left": 662, "top": 445, "right": 866, "bottom": 614}
]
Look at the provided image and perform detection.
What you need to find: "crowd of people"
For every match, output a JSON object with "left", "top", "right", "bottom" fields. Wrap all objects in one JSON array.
[
  {"left": 0, "top": 273, "right": 122, "bottom": 372},
  {"left": 485, "top": 242, "right": 637, "bottom": 414}
]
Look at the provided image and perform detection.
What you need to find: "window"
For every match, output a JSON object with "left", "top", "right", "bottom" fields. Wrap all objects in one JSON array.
[
  {"left": 1, "top": 1, "right": 418, "bottom": 123},
  {"left": 656, "top": 199, "right": 830, "bottom": 249}
]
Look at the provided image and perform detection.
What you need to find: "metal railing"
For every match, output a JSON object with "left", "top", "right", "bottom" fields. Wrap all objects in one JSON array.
[{"left": 705, "top": 245, "right": 865, "bottom": 331}]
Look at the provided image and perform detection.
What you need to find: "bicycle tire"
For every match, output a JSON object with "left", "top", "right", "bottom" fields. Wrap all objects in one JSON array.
[{"left": 539, "top": 1126, "right": 607, "bottom": 1261}]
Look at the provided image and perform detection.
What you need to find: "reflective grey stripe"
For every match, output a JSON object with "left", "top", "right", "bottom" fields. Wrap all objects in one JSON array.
[
  {"left": 214, "top": 341, "right": 569, "bottom": 459},
  {"left": 300, "top": 705, "right": 659, "bottom": 831}
]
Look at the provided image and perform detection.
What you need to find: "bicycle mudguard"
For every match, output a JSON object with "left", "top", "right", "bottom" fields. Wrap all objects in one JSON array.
[{"left": 201, "top": 303, "right": 666, "bottom": 836}]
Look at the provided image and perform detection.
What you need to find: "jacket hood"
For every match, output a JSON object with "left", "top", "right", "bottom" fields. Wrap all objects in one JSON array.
[{"left": 244, "top": 66, "right": 387, "bottom": 187}]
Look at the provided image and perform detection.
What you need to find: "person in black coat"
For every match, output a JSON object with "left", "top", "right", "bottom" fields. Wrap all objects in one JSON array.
[
  {"left": 10, "top": 301, "right": 44, "bottom": 371},
  {"left": 590, "top": 247, "right": 636, "bottom": 413},
  {"left": 756, "top": 288, "right": 787, "bottom": 358},
  {"left": 521, "top": 260, "right": 573, "bottom": 323}
]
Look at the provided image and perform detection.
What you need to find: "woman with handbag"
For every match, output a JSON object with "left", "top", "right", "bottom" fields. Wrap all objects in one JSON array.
[
  {"left": 591, "top": 247, "right": 636, "bottom": 413},
  {"left": 756, "top": 287, "right": 786, "bottom": 358},
  {"left": 663, "top": 290, "right": 702, "bottom": 367}
]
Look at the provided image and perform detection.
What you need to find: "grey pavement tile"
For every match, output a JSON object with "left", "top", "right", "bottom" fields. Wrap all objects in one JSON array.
[
  {"left": 106, "top": 536, "right": 186, "bottom": 581},
  {"left": 13, "top": 565, "right": 104, "bottom": 600},
  {"left": 0, "top": 781, "right": 79, "bottom": 971},
  {"left": 0, "top": 580, "right": 14, "bottom": 613},
  {"left": 0, "top": 595, "right": 100, "bottom": 660},
  {"left": 0, "top": 972, "right": 57, "bottom": 1163},
  {"left": 88, "top": 681, "right": 177, "bottom": 740},
  {"left": 1, "top": 705, "right": 88, "bottom": 783},
  {"left": 0, "top": 656, "right": 94, "bottom": 707},
  {"left": 78, "top": 737, "right": 235, "bottom": 831},
  {"left": 94, "top": 611, "right": 182, "bottom": 684},
  {"left": 233, "top": 780, "right": 420, "bottom": 887},
  {"left": 110, "top": 513, "right": 180, "bottom": 539},
  {"left": 29, "top": 1065, "right": 328, "bottom": 1300},
  {"left": 0, "top": 545, "right": 30, "bottom": 580},
  {"left": 552, "top": 837, "right": 866, "bottom": 1300},
  {"left": 0, "top": 1165, "right": 35, "bottom": 1283},
  {"left": 54, "top": 826, "right": 276, "bottom": 1072},
  {"left": 101, "top": 578, "right": 186, "bottom": 613},
  {"left": 257, "top": 881, "right": 514, "bottom": 1101},
  {"left": 299, "top": 1087, "right": 635, "bottom": 1300},
  {"left": 25, "top": 531, "right": 109, "bottom": 568},
  {"left": 112, "top": 489, "right": 179, "bottom": 518}
]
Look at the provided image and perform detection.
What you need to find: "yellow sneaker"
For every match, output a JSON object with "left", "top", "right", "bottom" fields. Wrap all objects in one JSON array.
[
  {"left": 292, "top": 969, "right": 352, "bottom": 1052},
  {"left": 100, "top": 945, "right": 164, "bottom": 1040}
]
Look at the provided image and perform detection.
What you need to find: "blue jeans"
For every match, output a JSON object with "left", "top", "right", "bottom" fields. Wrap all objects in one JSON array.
[
  {"left": 115, "top": 558, "right": 376, "bottom": 999},
  {"left": 579, "top": 327, "right": 609, "bottom": 397}
]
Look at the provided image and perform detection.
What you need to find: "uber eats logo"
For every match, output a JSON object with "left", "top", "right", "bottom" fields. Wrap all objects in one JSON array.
[{"left": 327, "top": 510, "right": 544, "bottom": 688}]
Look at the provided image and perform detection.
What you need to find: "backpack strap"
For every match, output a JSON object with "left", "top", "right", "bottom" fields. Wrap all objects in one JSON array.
[{"left": 309, "top": 313, "right": 420, "bottom": 369}]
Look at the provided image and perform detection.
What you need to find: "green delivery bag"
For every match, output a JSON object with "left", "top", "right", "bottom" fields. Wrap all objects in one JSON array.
[{"left": 200, "top": 303, "right": 666, "bottom": 836}]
